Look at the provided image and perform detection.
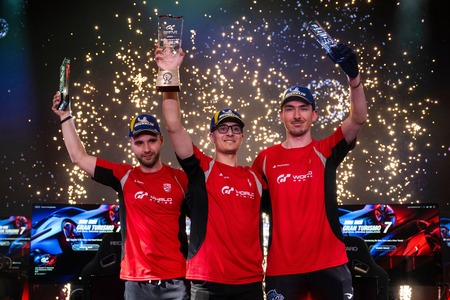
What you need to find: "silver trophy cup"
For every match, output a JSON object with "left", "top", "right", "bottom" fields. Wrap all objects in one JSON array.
[{"left": 156, "top": 14, "right": 183, "bottom": 92}]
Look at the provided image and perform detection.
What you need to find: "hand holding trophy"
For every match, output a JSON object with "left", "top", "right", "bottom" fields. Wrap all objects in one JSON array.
[
  {"left": 57, "top": 57, "right": 71, "bottom": 111},
  {"left": 155, "top": 14, "right": 184, "bottom": 92},
  {"left": 303, "top": 20, "right": 359, "bottom": 79}
]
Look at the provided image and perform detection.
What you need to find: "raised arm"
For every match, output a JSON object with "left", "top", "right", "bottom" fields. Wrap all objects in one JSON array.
[
  {"left": 343, "top": 73, "right": 367, "bottom": 144},
  {"left": 162, "top": 91, "right": 194, "bottom": 159},
  {"left": 52, "top": 91, "right": 97, "bottom": 176},
  {"left": 155, "top": 45, "right": 194, "bottom": 159},
  {"left": 327, "top": 43, "right": 368, "bottom": 144}
]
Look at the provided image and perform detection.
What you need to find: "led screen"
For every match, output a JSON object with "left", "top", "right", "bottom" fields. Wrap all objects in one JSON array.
[
  {"left": 30, "top": 203, "right": 120, "bottom": 283},
  {"left": 339, "top": 203, "right": 442, "bottom": 285},
  {"left": 0, "top": 215, "right": 31, "bottom": 275}
]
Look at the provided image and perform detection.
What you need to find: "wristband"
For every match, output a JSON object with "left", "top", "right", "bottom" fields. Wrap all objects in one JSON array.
[
  {"left": 349, "top": 79, "right": 363, "bottom": 89},
  {"left": 60, "top": 115, "right": 73, "bottom": 124}
]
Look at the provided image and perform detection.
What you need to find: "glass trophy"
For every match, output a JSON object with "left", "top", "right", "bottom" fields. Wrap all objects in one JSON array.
[
  {"left": 156, "top": 14, "right": 183, "bottom": 92},
  {"left": 302, "top": 20, "right": 337, "bottom": 53},
  {"left": 57, "top": 57, "right": 71, "bottom": 111}
]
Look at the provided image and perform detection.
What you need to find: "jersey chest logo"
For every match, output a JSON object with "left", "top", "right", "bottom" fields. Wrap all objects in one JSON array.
[
  {"left": 163, "top": 183, "right": 172, "bottom": 192},
  {"left": 275, "top": 171, "right": 313, "bottom": 184}
]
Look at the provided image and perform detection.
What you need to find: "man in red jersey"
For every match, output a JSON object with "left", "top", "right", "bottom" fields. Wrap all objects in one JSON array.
[
  {"left": 154, "top": 45, "right": 266, "bottom": 299},
  {"left": 252, "top": 41, "right": 368, "bottom": 300},
  {"left": 52, "top": 93, "right": 190, "bottom": 300}
]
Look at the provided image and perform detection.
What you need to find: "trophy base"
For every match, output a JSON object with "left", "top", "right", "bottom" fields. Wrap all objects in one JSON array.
[
  {"left": 156, "top": 69, "right": 180, "bottom": 92},
  {"left": 156, "top": 85, "right": 181, "bottom": 92}
]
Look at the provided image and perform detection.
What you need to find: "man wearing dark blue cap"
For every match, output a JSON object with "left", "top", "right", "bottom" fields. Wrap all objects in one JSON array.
[
  {"left": 155, "top": 46, "right": 266, "bottom": 299},
  {"left": 252, "top": 41, "right": 368, "bottom": 300},
  {"left": 52, "top": 92, "right": 190, "bottom": 300}
]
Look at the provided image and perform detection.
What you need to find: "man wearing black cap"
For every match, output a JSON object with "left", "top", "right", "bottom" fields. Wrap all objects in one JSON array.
[
  {"left": 252, "top": 42, "right": 368, "bottom": 300},
  {"left": 155, "top": 46, "right": 266, "bottom": 299},
  {"left": 52, "top": 92, "right": 190, "bottom": 300}
]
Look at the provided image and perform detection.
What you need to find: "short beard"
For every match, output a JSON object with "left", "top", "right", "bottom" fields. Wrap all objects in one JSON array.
[
  {"left": 137, "top": 151, "right": 160, "bottom": 169},
  {"left": 287, "top": 126, "right": 308, "bottom": 138}
]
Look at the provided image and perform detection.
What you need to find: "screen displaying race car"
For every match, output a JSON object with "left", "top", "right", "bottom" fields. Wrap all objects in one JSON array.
[
  {"left": 0, "top": 215, "right": 31, "bottom": 275},
  {"left": 339, "top": 203, "right": 442, "bottom": 286},
  {"left": 30, "top": 203, "right": 120, "bottom": 284}
]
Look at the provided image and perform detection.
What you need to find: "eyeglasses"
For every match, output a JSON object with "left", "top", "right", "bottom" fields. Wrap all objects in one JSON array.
[{"left": 214, "top": 124, "right": 243, "bottom": 134}]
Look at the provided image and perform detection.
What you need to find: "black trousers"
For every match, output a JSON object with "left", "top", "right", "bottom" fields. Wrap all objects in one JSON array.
[
  {"left": 265, "top": 264, "right": 353, "bottom": 300},
  {"left": 125, "top": 278, "right": 190, "bottom": 300},
  {"left": 190, "top": 280, "right": 263, "bottom": 300}
]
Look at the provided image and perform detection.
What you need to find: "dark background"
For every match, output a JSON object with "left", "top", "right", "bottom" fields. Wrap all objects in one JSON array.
[{"left": 1, "top": 0, "right": 449, "bottom": 217}]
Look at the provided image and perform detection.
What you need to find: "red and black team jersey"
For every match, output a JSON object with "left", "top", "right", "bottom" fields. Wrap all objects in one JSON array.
[
  {"left": 94, "top": 158, "right": 188, "bottom": 281},
  {"left": 252, "top": 126, "right": 353, "bottom": 276},
  {"left": 178, "top": 145, "right": 264, "bottom": 284}
]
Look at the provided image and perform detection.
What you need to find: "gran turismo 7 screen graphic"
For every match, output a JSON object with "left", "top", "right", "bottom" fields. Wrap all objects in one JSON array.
[
  {"left": 339, "top": 203, "right": 442, "bottom": 285},
  {"left": 30, "top": 203, "right": 120, "bottom": 283},
  {"left": 0, "top": 215, "right": 31, "bottom": 274}
]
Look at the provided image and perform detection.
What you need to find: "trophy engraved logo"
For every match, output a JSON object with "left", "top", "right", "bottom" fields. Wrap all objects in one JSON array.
[{"left": 162, "top": 72, "right": 173, "bottom": 84}]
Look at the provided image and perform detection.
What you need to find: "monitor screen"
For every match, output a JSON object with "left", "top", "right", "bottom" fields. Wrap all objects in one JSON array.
[
  {"left": 30, "top": 203, "right": 120, "bottom": 284},
  {"left": 439, "top": 216, "right": 450, "bottom": 269},
  {"left": 0, "top": 215, "right": 31, "bottom": 275},
  {"left": 339, "top": 203, "right": 442, "bottom": 285}
]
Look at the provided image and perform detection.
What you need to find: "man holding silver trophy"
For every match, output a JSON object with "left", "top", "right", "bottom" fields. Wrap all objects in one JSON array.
[
  {"left": 155, "top": 15, "right": 267, "bottom": 300},
  {"left": 252, "top": 21, "right": 368, "bottom": 300},
  {"left": 155, "top": 14, "right": 368, "bottom": 300}
]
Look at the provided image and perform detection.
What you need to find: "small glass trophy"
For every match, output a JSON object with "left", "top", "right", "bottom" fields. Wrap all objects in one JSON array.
[
  {"left": 156, "top": 14, "right": 183, "bottom": 92},
  {"left": 57, "top": 57, "right": 70, "bottom": 111},
  {"left": 302, "top": 20, "right": 337, "bottom": 53}
]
